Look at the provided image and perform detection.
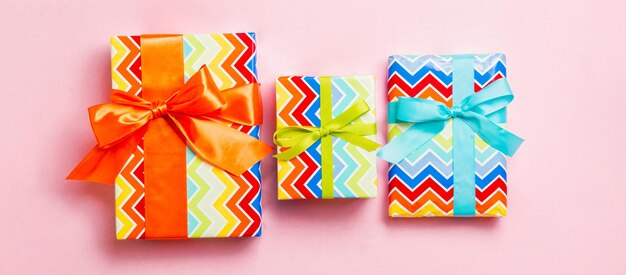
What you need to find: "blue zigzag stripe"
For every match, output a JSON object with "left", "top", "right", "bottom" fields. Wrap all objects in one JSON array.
[
  {"left": 303, "top": 77, "right": 321, "bottom": 126},
  {"left": 389, "top": 55, "right": 452, "bottom": 74},
  {"left": 405, "top": 139, "right": 451, "bottom": 162},
  {"left": 331, "top": 77, "right": 356, "bottom": 115},
  {"left": 475, "top": 153, "right": 506, "bottom": 177},
  {"left": 332, "top": 139, "right": 357, "bottom": 197},
  {"left": 330, "top": 76, "right": 359, "bottom": 198},
  {"left": 389, "top": 61, "right": 452, "bottom": 85},
  {"left": 395, "top": 151, "right": 452, "bottom": 178},
  {"left": 304, "top": 140, "right": 322, "bottom": 197},
  {"left": 474, "top": 53, "right": 505, "bottom": 71},
  {"left": 475, "top": 165, "right": 507, "bottom": 189},
  {"left": 390, "top": 164, "right": 453, "bottom": 189},
  {"left": 474, "top": 61, "right": 506, "bottom": 85}
]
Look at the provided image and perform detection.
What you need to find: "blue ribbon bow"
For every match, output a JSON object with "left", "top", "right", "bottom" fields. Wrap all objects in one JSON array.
[
  {"left": 378, "top": 59, "right": 524, "bottom": 216},
  {"left": 378, "top": 78, "right": 523, "bottom": 163}
]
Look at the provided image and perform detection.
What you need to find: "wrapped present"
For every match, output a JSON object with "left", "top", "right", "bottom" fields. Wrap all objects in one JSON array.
[
  {"left": 68, "top": 33, "right": 273, "bottom": 239},
  {"left": 275, "top": 76, "right": 380, "bottom": 199},
  {"left": 379, "top": 54, "right": 523, "bottom": 217}
]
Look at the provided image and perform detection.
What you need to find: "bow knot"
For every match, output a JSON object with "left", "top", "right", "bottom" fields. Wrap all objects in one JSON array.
[
  {"left": 449, "top": 105, "right": 463, "bottom": 117},
  {"left": 318, "top": 126, "right": 331, "bottom": 137},
  {"left": 274, "top": 100, "right": 380, "bottom": 160},
  {"left": 378, "top": 78, "right": 524, "bottom": 164},
  {"left": 68, "top": 65, "right": 274, "bottom": 184},
  {"left": 150, "top": 100, "right": 168, "bottom": 119}
]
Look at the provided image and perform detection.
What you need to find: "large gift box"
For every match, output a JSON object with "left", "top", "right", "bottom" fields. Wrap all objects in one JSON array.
[
  {"left": 69, "top": 33, "right": 273, "bottom": 239},
  {"left": 275, "top": 76, "right": 380, "bottom": 199},
  {"left": 379, "top": 54, "right": 523, "bottom": 217}
]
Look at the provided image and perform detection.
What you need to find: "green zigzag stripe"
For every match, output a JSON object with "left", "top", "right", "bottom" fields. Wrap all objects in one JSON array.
[
  {"left": 345, "top": 142, "right": 372, "bottom": 197},
  {"left": 183, "top": 35, "right": 207, "bottom": 80},
  {"left": 187, "top": 155, "right": 211, "bottom": 237},
  {"left": 340, "top": 77, "right": 376, "bottom": 198}
]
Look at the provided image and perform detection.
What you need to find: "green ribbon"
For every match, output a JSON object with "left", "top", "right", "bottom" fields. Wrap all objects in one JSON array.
[
  {"left": 274, "top": 76, "right": 380, "bottom": 198},
  {"left": 378, "top": 60, "right": 523, "bottom": 214}
]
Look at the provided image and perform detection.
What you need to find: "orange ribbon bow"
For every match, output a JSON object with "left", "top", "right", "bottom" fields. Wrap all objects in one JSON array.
[{"left": 68, "top": 65, "right": 274, "bottom": 184}]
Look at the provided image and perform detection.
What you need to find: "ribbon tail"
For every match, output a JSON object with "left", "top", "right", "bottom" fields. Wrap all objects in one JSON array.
[
  {"left": 214, "top": 83, "right": 263, "bottom": 125},
  {"left": 377, "top": 120, "right": 447, "bottom": 164},
  {"left": 66, "top": 131, "right": 144, "bottom": 184},
  {"left": 274, "top": 133, "right": 320, "bottom": 160},
  {"left": 461, "top": 112, "right": 524, "bottom": 157},
  {"left": 333, "top": 132, "right": 380, "bottom": 151},
  {"left": 172, "top": 115, "right": 273, "bottom": 175}
]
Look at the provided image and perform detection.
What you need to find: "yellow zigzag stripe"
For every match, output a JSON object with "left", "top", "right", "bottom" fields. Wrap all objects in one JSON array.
[
  {"left": 277, "top": 158, "right": 294, "bottom": 200},
  {"left": 389, "top": 201, "right": 453, "bottom": 217},
  {"left": 433, "top": 124, "right": 452, "bottom": 150},
  {"left": 183, "top": 35, "right": 207, "bottom": 79},
  {"left": 276, "top": 79, "right": 295, "bottom": 199},
  {"left": 342, "top": 77, "right": 377, "bottom": 198},
  {"left": 480, "top": 203, "right": 507, "bottom": 217},
  {"left": 209, "top": 34, "right": 234, "bottom": 90},
  {"left": 345, "top": 144, "right": 370, "bottom": 197},
  {"left": 344, "top": 77, "right": 372, "bottom": 123},
  {"left": 276, "top": 78, "right": 290, "bottom": 127},
  {"left": 114, "top": 175, "right": 134, "bottom": 240},
  {"left": 213, "top": 168, "right": 238, "bottom": 237},
  {"left": 187, "top": 156, "right": 211, "bottom": 238},
  {"left": 110, "top": 36, "right": 129, "bottom": 91}
]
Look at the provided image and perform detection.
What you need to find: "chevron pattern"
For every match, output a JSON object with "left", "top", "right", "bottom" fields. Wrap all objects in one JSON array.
[
  {"left": 111, "top": 36, "right": 145, "bottom": 239},
  {"left": 387, "top": 54, "right": 508, "bottom": 217},
  {"left": 276, "top": 76, "right": 322, "bottom": 199},
  {"left": 183, "top": 33, "right": 262, "bottom": 237},
  {"left": 331, "top": 76, "right": 377, "bottom": 198},
  {"left": 473, "top": 54, "right": 508, "bottom": 217},
  {"left": 112, "top": 33, "right": 262, "bottom": 239},
  {"left": 276, "top": 76, "right": 377, "bottom": 199}
]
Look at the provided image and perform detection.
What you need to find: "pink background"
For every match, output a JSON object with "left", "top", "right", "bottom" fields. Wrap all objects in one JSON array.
[{"left": 1, "top": 0, "right": 624, "bottom": 274}]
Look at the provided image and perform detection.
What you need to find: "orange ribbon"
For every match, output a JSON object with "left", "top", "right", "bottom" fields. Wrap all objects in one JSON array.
[{"left": 67, "top": 64, "right": 274, "bottom": 185}]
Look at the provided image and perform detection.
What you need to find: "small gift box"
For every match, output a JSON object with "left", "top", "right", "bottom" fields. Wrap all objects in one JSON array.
[
  {"left": 379, "top": 54, "right": 523, "bottom": 217},
  {"left": 69, "top": 33, "right": 273, "bottom": 239},
  {"left": 275, "top": 76, "right": 380, "bottom": 199}
]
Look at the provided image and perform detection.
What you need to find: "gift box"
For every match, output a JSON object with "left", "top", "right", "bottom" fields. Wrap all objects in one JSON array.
[
  {"left": 69, "top": 33, "right": 273, "bottom": 239},
  {"left": 379, "top": 54, "right": 523, "bottom": 217},
  {"left": 275, "top": 76, "right": 380, "bottom": 199}
]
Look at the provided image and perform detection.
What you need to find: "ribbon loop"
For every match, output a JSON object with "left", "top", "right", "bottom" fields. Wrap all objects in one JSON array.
[
  {"left": 150, "top": 100, "right": 168, "bottom": 119},
  {"left": 449, "top": 105, "right": 462, "bottom": 117},
  {"left": 68, "top": 65, "right": 274, "bottom": 184},
  {"left": 318, "top": 126, "right": 330, "bottom": 137},
  {"left": 378, "top": 78, "right": 524, "bottom": 164},
  {"left": 274, "top": 99, "right": 379, "bottom": 161}
]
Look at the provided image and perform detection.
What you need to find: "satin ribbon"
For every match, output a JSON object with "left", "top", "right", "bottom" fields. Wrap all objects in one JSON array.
[
  {"left": 274, "top": 76, "right": 380, "bottom": 198},
  {"left": 67, "top": 64, "right": 274, "bottom": 184},
  {"left": 378, "top": 57, "right": 523, "bottom": 215}
]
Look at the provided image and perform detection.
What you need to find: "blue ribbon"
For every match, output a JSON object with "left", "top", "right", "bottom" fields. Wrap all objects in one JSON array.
[{"left": 378, "top": 55, "right": 523, "bottom": 216}]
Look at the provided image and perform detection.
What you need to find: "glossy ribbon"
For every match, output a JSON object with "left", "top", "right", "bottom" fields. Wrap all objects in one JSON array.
[
  {"left": 67, "top": 64, "right": 274, "bottom": 185},
  {"left": 274, "top": 76, "right": 380, "bottom": 198},
  {"left": 378, "top": 56, "right": 523, "bottom": 215}
]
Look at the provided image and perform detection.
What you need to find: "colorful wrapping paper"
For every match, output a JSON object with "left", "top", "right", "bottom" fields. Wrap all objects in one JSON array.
[
  {"left": 111, "top": 33, "right": 263, "bottom": 239},
  {"left": 386, "top": 54, "right": 510, "bottom": 217},
  {"left": 276, "top": 76, "right": 378, "bottom": 199}
]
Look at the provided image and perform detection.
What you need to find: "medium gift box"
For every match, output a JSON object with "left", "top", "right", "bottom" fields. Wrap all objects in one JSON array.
[
  {"left": 378, "top": 54, "right": 523, "bottom": 217},
  {"left": 69, "top": 33, "right": 273, "bottom": 239},
  {"left": 274, "top": 76, "right": 380, "bottom": 199}
]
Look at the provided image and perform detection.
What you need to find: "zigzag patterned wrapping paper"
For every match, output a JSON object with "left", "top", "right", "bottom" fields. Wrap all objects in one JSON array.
[
  {"left": 276, "top": 76, "right": 377, "bottom": 199},
  {"left": 111, "top": 33, "right": 262, "bottom": 239},
  {"left": 387, "top": 54, "right": 509, "bottom": 217}
]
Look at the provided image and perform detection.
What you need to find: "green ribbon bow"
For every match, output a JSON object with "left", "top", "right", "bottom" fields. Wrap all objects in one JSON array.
[{"left": 274, "top": 76, "right": 380, "bottom": 198}]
